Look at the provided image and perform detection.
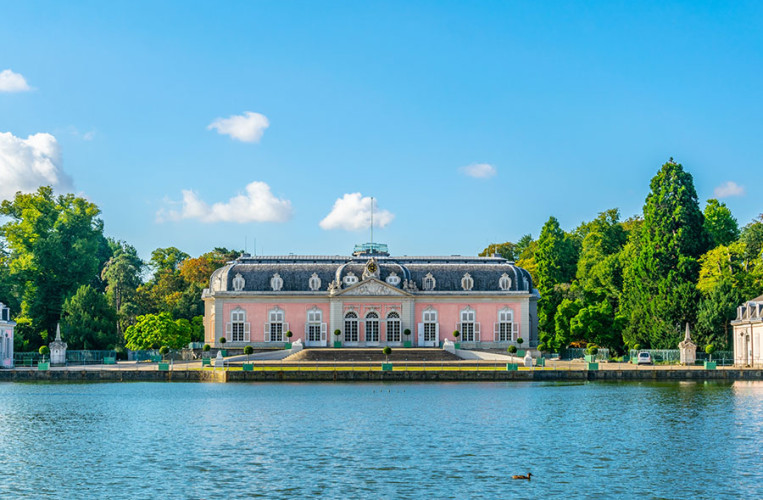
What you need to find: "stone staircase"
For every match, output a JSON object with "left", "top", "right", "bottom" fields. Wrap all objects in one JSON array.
[{"left": 285, "top": 348, "right": 460, "bottom": 363}]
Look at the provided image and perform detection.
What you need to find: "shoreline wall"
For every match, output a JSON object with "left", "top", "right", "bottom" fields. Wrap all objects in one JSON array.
[{"left": 1, "top": 368, "right": 762, "bottom": 383}]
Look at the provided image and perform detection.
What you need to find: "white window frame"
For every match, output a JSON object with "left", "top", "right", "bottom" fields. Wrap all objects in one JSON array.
[
  {"left": 461, "top": 273, "right": 474, "bottom": 291},
  {"left": 423, "top": 308, "right": 438, "bottom": 343},
  {"left": 495, "top": 307, "right": 514, "bottom": 342},
  {"left": 499, "top": 273, "right": 511, "bottom": 291},
  {"left": 365, "top": 311, "right": 380, "bottom": 343},
  {"left": 308, "top": 273, "right": 321, "bottom": 291},
  {"left": 386, "top": 311, "right": 401, "bottom": 343},
  {"left": 423, "top": 273, "right": 436, "bottom": 291},
  {"left": 226, "top": 307, "right": 250, "bottom": 342},
  {"left": 265, "top": 307, "right": 287, "bottom": 342},
  {"left": 344, "top": 312, "right": 359, "bottom": 343},
  {"left": 459, "top": 307, "right": 479, "bottom": 342},
  {"left": 306, "top": 307, "right": 326, "bottom": 342}
]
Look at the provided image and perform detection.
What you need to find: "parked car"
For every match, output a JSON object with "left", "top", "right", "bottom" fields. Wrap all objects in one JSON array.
[{"left": 637, "top": 352, "right": 653, "bottom": 365}]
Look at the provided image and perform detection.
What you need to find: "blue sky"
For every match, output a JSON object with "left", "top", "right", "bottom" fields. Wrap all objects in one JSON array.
[{"left": 1, "top": 1, "right": 761, "bottom": 259}]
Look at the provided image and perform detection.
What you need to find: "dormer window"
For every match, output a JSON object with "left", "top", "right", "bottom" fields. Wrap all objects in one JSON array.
[
  {"left": 499, "top": 273, "right": 511, "bottom": 291},
  {"left": 423, "top": 273, "right": 436, "bottom": 291},
  {"left": 343, "top": 272, "right": 358, "bottom": 286},
  {"left": 386, "top": 272, "right": 401, "bottom": 286},
  {"left": 270, "top": 273, "right": 283, "bottom": 291},
  {"left": 232, "top": 273, "right": 245, "bottom": 291},
  {"left": 461, "top": 273, "right": 474, "bottom": 291},
  {"left": 308, "top": 273, "right": 321, "bottom": 291}
]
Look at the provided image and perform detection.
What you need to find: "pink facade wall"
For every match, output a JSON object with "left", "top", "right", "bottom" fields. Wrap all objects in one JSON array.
[
  {"left": 217, "top": 302, "right": 329, "bottom": 343},
  {"left": 414, "top": 302, "right": 521, "bottom": 341}
]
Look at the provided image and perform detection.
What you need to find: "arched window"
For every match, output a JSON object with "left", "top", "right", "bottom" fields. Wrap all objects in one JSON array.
[
  {"left": 460, "top": 307, "right": 478, "bottom": 342},
  {"left": 306, "top": 307, "right": 324, "bottom": 342},
  {"left": 267, "top": 307, "right": 286, "bottom": 342},
  {"left": 496, "top": 308, "right": 514, "bottom": 342},
  {"left": 343, "top": 272, "right": 358, "bottom": 286},
  {"left": 423, "top": 273, "right": 436, "bottom": 291},
  {"left": 227, "top": 308, "right": 250, "bottom": 342},
  {"left": 270, "top": 273, "right": 283, "bottom": 291},
  {"left": 461, "top": 273, "right": 474, "bottom": 291},
  {"left": 308, "top": 273, "right": 321, "bottom": 291},
  {"left": 386, "top": 311, "right": 401, "bottom": 342},
  {"left": 499, "top": 273, "right": 511, "bottom": 291},
  {"left": 366, "top": 311, "right": 380, "bottom": 343},
  {"left": 344, "top": 312, "right": 359, "bottom": 343},
  {"left": 423, "top": 308, "right": 438, "bottom": 343}
]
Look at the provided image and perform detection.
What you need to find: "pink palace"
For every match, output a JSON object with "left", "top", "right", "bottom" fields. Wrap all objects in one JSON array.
[{"left": 203, "top": 243, "right": 539, "bottom": 349}]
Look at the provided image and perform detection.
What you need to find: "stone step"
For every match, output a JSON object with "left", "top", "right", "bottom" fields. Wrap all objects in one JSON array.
[{"left": 286, "top": 348, "right": 459, "bottom": 362}]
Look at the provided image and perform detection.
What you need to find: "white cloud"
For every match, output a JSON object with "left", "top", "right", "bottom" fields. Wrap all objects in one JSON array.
[
  {"left": 460, "top": 163, "right": 497, "bottom": 179},
  {"left": 157, "top": 181, "right": 293, "bottom": 223},
  {"left": 0, "top": 69, "right": 31, "bottom": 92},
  {"left": 0, "top": 131, "right": 73, "bottom": 200},
  {"left": 319, "top": 193, "right": 394, "bottom": 231},
  {"left": 207, "top": 111, "right": 270, "bottom": 143},
  {"left": 714, "top": 181, "right": 745, "bottom": 198}
]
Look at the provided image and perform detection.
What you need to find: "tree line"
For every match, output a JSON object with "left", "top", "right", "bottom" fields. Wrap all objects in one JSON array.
[
  {"left": 480, "top": 159, "right": 763, "bottom": 352},
  {"left": 0, "top": 186, "right": 241, "bottom": 352}
]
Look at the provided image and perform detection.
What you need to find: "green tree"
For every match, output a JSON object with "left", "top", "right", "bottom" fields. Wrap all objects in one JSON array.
[
  {"left": 741, "top": 215, "right": 763, "bottom": 262},
  {"left": 150, "top": 247, "right": 190, "bottom": 275},
  {"left": 61, "top": 285, "right": 118, "bottom": 350},
  {"left": 124, "top": 312, "right": 192, "bottom": 350},
  {"left": 0, "top": 187, "right": 110, "bottom": 348},
  {"left": 696, "top": 277, "right": 741, "bottom": 349},
  {"left": 621, "top": 159, "right": 709, "bottom": 349},
  {"left": 101, "top": 240, "right": 144, "bottom": 341},
  {"left": 535, "top": 216, "right": 578, "bottom": 340},
  {"left": 479, "top": 242, "right": 516, "bottom": 261},
  {"left": 703, "top": 199, "right": 739, "bottom": 249}
]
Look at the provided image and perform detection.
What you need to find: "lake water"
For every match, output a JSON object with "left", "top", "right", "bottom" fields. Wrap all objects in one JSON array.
[{"left": 0, "top": 381, "right": 761, "bottom": 499}]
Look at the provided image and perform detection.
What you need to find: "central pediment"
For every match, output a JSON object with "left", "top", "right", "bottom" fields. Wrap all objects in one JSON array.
[{"left": 335, "top": 278, "right": 411, "bottom": 297}]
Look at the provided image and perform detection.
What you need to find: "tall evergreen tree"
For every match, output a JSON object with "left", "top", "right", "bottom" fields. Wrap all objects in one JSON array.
[
  {"left": 621, "top": 159, "right": 709, "bottom": 348},
  {"left": 703, "top": 199, "right": 739, "bottom": 249},
  {"left": 535, "top": 216, "right": 578, "bottom": 342}
]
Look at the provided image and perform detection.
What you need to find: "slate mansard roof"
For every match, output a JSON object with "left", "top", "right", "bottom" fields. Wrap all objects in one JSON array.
[{"left": 205, "top": 252, "right": 536, "bottom": 295}]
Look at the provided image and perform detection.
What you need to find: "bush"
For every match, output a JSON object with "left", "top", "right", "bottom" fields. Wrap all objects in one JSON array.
[
  {"left": 219, "top": 337, "right": 227, "bottom": 345},
  {"left": 587, "top": 346, "right": 599, "bottom": 356},
  {"left": 403, "top": 329, "right": 411, "bottom": 337},
  {"left": 452, "top": 330, "right": 460, "bottom": 339},
  {"left": 705, "top": 344, "right": 715, "bottom": 355},
  {"left": 383, "top": 346, "right": 392, "bottom": 356},
  {"left": 203, "top": 344, "right": 211, "bottom": 352},
  {"left": 39, "top": 345, "right": 50, "bottom": 356},
  {"left": 244, "top": 346, "right": 254, "bottom": 355},
  {"left": 159, "top": 345, "right": 170, "bottom": 356},
  {"left": 507, "top": 345, "right": 517, "bottom": 354},
  {"left": 286, "top": 330, "right": 293, "bottom": 339},
  {"left": 334, "top": 329, "right": 341, "bottom": 337},
  {"left": 517, "top": 337, "right": 524, "bottom": 346}
]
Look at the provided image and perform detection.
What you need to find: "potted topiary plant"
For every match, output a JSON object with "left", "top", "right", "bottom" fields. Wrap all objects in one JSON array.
[
  {"left": 382, "top": 346, "right": 393, "bottom": 371},
  {"left": 243, "top": 345, "right": 254, "bottom": 371},
  {"left": 333, "top": 329, "right": 342, "bottom": 348},
  {"left": 452, "top": 330, "right": 460, "bottom": 350},
  {"left": 704, "top": 344, "right": 716, "bottom": 370},
  {"left": 507, "top": 345, "right": 518, "bottom": 355},
  {"left": 586, "top": 345, "right": 599, "bottom": 371},
  {"left": 403, "top": 328, "right": 412, "bottom": 348},
  {"left": 38, "top": 345, "right": 50, "bottom": 371},
  {"left": 201, "top": 343, "right": 212, "bottom": 366},
  {"left": 203, "top": 344, "right": 211, "bottom": 352},
  {"left": 219, "top": 337, "right": 227, "bottom": 357},
  {"left": 158, "top": 345, "right": 170, "bottom": 371},
  {"left": 516, "top": 337, "right": 525, "bottom": 357},
  {"left": 285, "top": 330, "right": 293, "bottom": 350}
]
